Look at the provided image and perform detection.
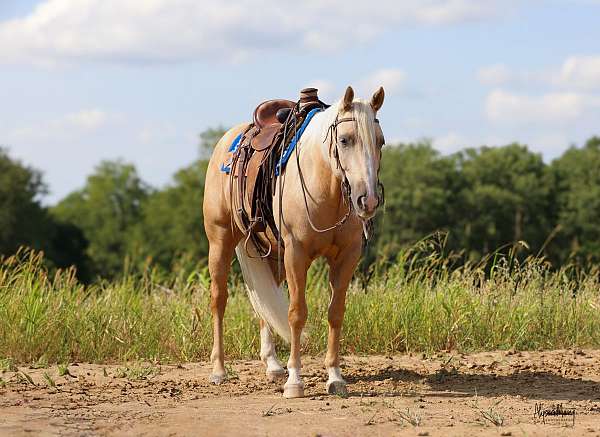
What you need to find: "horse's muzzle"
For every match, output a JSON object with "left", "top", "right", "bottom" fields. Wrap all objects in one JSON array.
[
  {"left": 357, "top": 194, "right": 378, "bottom": 216},
  {"left": 356, "top": 181, "right": 384, "bottom": 219}
]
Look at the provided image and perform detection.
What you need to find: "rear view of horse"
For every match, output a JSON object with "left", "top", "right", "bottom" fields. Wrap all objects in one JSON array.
[{"left": 203, "top": 85, "right": 385, "bottom": 398}]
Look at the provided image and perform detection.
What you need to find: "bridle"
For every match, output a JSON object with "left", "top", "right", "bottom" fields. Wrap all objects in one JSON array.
[
  {"left": 274, "top": 108, "right": 385, "bottom": 278},
  {"left": 295, "top": 114, "right": 384, "bottom": 234}
]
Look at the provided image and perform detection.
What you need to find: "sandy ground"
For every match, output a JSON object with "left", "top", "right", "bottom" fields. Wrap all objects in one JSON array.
[{"left": 2, "top": 350, "right": 600, "bottom": 436}]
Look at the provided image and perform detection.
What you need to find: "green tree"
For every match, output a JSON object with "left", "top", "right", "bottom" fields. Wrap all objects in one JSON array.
[
  {"left": 53, "top": 160, "right": 149, "bottom": 278},
  {"left": 376, "top": 141, "right": 463, "bottom": 247},
  {"left": 0, "top": 148, "right": 89, "bottom": 277},
  {"left": 551, "top": 136, "right": 600, "bottom": 263},
  {"left": 131, "top": 160, "right": 210, "bottom": 271},
  {"left": 0, "top": 148, "right": 50, "bottom": 255},
  {"left": 456, "top": 144, "right": 552, "bottom": 259},
  {"left": 45, "top": 221, "right": 91, "bottom": 280}
]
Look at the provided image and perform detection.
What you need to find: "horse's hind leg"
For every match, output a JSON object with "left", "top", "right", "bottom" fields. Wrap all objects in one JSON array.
[
  {"left": 260, "top": 260, "right": 286, "bottom": 381},
  {"left": 259, "top": 319, "right": 286, "bottom": 382},
  {"left": 207, "top": 226, "right": 237, "bottom": 384},
  {"left": 325, "top": 246, "right": 361, "bottom": 396}
]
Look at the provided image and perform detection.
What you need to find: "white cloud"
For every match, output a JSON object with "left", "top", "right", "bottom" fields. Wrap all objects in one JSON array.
[
  {"left": 63, "top": 109, "right": 108, "bottom": 130},
  {"left": 478, "top": 55, "right": 600, "bottom": 90},
  {"left": 557, "top": 55, "right": 600, "bottom": 90},
  {"left": 305, "top": 68, "right": 406, "bottom": 103},
  {"left": 478, "top": 56, "right": 600, "bottom": 142},
  {"left": 475, "top": 57, "right": 600, "bottom": 157},
  {"left": 304, "top": 79, "right": 336, "bottom": 102},
  {"left": 358, "top": 68, "right": 406, "bottom": 96},
  {"left": 0, "top": 0, "right": 514, "bottom": 66},
  {"left": 484, "top": 89, "right": 600, "bottom": 123},
  {"left": 8, "top": 109, "right": 111, "bottom": 142},
  {"left": 413, "top": 0, "right": 502, "bottom": 24}
]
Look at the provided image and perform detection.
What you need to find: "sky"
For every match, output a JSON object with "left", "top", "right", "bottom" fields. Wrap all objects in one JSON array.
[{"left": 1, "top": 0, "right": 600, "bottom": 204}]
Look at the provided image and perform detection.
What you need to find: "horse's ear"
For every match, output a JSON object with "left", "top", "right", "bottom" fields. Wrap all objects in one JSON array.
[
  {"left": 342, "top": 86, "right": 354, "bottom": 111},
  {"left": 371, "top": 87, "right": 385, "bottom": 112}
]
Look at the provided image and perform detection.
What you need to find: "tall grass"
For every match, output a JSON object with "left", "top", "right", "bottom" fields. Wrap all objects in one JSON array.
[{"left": 1, "top": 244, "right": 600, "bottom": 365}]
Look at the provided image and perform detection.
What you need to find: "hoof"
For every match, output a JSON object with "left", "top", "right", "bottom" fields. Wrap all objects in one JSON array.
[
  {"left": 266, "top": 369, "right": 287, "bottom": 383},
  {"left": 326, "top": 380, "right": 348, "bottom": 397},
  {"left": 209, "top": 374, "right": 226, "bottom": 385},
  {"left": 283, "top": 383, "right": 305, "bottom": 399}
]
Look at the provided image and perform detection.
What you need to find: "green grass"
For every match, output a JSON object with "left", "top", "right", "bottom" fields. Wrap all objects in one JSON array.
[{"left": 1, "top": 246, "right": 600, "bottom": 365}]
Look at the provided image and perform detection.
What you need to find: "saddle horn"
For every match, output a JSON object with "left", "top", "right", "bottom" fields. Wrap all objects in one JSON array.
[
  {"left": 299, "top": 87, "right": 319, "bottom": 106},
  {"left": 276, "top": 87, "right": 320, "bottom": 123}
]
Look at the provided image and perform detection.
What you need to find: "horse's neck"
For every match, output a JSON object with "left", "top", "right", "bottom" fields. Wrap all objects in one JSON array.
[{"left": 297, "top": 127, "right": 344, "bottom": 208}]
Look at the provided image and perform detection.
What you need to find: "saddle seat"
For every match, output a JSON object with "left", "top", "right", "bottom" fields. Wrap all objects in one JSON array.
[
  {"left": 253, "top": 99, "right": 295, "bottom": 129},
  {"left": 249, "top": 99, "right": 295, "bottom": 152}
]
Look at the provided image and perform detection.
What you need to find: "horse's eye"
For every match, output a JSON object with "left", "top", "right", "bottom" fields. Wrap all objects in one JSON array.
[{"left": 339, "top": 137, "right": 348, "bottom": 146}]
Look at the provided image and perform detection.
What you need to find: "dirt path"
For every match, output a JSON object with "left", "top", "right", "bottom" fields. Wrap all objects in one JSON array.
[{"left": 2, "top": 350, "right": 600, "bottom": 436}]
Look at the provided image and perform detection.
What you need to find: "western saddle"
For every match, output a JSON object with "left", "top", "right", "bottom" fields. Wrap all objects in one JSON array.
[{"left": 230, "top": 88, "right": 326, "bottom": 257}]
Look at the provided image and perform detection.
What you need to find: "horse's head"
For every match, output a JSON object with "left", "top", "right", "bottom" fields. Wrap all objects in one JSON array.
[{"left": 327, "top": 86, "right": 385, "bottom": 220}]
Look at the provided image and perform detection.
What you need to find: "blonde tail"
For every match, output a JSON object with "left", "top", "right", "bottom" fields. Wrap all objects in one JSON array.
[{"left": 235, "top": 243, "right": 291, "bottom": 342}]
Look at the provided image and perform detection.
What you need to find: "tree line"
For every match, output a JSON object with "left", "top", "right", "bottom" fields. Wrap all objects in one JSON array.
[{"left": 1, "top": 131, "right": 599, "bottom": 282}]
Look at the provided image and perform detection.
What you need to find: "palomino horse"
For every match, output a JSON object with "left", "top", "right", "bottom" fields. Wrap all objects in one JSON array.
[{"left": 203, "top": 86, "right": 385, "bottom": 398}]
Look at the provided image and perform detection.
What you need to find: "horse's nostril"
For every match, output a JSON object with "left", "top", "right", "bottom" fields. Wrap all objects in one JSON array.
[
  {"left": 357, "top": 195, "right": 367, "bottom": 211},
  {"left": 357, "top": 194, "right": 379, "bottom": 214}
]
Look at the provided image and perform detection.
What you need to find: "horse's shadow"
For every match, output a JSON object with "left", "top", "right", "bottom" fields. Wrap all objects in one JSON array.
[{"left": 344, "top": 367, "right": 600, "bottom": 401}]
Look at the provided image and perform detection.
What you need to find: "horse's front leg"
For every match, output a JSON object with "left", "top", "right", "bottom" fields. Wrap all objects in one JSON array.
[
  {"left": 325, "top": 246, "right": 361, "bottom": 396},
  {"left": 283, "top": 242, "right": 308, "bottom": 398}
]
